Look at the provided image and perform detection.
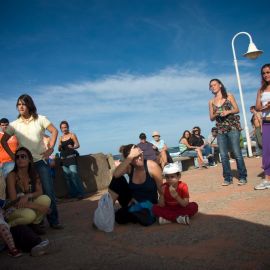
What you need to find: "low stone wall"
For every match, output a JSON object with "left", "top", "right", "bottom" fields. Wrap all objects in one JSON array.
[
  {"left": 53, "top": 154, "right": 198, "bottom": 198},
  {"left": 172, "top": 156, "right": 195, "bottom": 171},
  {"left": 53, "top": 153, "right": 115, "bottom": 198}
]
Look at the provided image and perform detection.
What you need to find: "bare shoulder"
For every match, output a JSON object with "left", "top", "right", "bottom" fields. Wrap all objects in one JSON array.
[
  {"left": 7, "top": 171, "right": 16, "bottom": 182},
  {"left": 227, "top": 93, "right": 236, "bottom": 101},
  {"left": 147, "top": 160, "right": 161, "bottom": 173},
  {"left": 147, "top": 160, "right": 158, "bottom": 169}
]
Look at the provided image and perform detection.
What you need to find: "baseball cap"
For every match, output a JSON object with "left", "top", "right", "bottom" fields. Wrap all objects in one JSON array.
[{"left": 139, "top": 133, "right": 146, "bottom": 139}]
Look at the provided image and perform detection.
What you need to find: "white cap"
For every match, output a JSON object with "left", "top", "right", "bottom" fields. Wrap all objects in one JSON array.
[{"left": 163, "top": 163, "right": 181, "bottom": 175}]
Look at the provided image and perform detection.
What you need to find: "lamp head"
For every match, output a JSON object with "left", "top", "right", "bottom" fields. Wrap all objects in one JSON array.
[{"left": 243, "top": 42, "right": 263, "bottom": 59}]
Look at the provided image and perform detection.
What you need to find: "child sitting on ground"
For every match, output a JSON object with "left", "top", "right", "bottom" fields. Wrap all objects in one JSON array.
[
  {"left": 0, "top": 198, "right": 22, "bottom": 257},
  {"left": 152, "top": 163, "right": 198, "bottom": 225}
]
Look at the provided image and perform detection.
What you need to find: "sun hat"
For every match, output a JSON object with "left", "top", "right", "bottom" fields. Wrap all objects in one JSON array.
[
  {"left": 163, "top": 163, "right": 181, "bottom": 175},
  {"left": 152, "top": 131, "right": 160, "bottom": 137}
]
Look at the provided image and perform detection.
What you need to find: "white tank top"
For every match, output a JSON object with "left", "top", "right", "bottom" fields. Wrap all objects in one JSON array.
[{"left": 261, "top": 92, "right": 270, "bottom": 117}]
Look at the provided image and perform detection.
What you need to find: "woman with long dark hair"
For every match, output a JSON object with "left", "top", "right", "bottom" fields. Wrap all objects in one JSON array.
[
  {"left": 58, "top": 120, "right": 85, "bottom": 199},
  {"left": 179, "top": 130, "right": 206, "bottom": 168},
  {"left": 6, "top": 147, "right": 51, "bottom": 231},
  {"left": 1, "top": 94, "right": 63, "bottom": 229},
  {"left": 254, "top": 64, "right": 270, "bottom": 190},
  {"left": 108, "top": 144, "right": 163, "bottom": 225},
  {"left": 208, "top": 79, "right": 247, "bottom": 186}
]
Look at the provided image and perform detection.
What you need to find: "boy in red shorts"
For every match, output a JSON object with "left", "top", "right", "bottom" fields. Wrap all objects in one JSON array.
[{"left": 153, "top": 163, "right": 198, "bottom": 225}]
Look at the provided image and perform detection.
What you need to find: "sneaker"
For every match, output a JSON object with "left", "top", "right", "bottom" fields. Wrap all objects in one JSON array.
[
  {"left": 31, "top": 239, "right": 50, "bottom": 257},
  {"left": 238, "top": 179, "right": 247, "bottom": 186},
  {"left": 8, "top": 248, "right": 23, "bottom": 258},
  {"left": 209, "top": 163, "right": 218, "bottom": 167},
  {"left": 254, "top": 180, "right": 270, "bottom": 190},
  {"left": 158, "top": 217, "right": 172, "bottom": 225},
  {"left": 222, "top": 181, "right": 232, "bottom": 186},
  {"left": 176, "top": 215, "right": 190, "bottom": 225}
]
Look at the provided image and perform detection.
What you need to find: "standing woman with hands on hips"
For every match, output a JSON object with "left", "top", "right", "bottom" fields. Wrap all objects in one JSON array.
[
  {"left": 208, "top": 79, "right": 247, "bottom": 186},
  {"left": 254, "top": 64, "right": 270, "bottom": 190}
]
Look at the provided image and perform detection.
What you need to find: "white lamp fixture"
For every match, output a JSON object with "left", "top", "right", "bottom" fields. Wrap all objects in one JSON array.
[
  {"left": 232, "top": 32, "right": 263, "bottom": 157},
  {"left": 243, "top": 42, "right": 263, "bottom": 59}
]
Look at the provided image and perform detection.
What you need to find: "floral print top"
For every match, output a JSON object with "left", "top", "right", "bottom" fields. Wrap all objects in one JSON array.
[{"left": 212, "top": 99, "right": 242, "bottom": 134}]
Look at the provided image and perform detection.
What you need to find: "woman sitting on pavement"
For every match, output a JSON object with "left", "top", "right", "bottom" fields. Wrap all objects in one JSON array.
[
  {"left": 153, "top": 163, "right": 198, "bottom": 225},
  {"left": 179, "top": 130, "right": 207, "bottom": 168},
  {"left": 6, "top": 147, "right": 51, "bottom": 234},
  {"left": 109, "top": 144, "right": 163, "bottom": 226}
]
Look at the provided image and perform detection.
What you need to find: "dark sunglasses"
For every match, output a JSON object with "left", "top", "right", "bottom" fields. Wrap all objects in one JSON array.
[
  {"left": 193, "top": 129, "right": 199, "bottom": 132},
  {"left": 15, "top": 154, "right": 28, "bottom": 160}
]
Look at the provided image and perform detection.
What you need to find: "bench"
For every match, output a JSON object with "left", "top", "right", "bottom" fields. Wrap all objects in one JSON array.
[{"left": 172, "top": 156, "right": 195, "bottom": 171}]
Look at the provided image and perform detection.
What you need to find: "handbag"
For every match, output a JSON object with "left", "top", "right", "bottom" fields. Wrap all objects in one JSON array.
[{"left": 93, "top": 193, "right": 115, "bottom": 232}]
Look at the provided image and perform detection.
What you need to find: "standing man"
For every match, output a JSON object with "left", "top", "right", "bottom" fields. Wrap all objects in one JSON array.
[
  {"left": 0, "top": 118, "right": 18, "bottom": 199},
  {"left": 1, "top": 94, "right": 63, "bottom": 229},
  {"left": 250, "top": 106, "right": 262, "bottom": 157}
]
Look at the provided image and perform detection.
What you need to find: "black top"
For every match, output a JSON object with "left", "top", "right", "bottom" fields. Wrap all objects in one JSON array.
[
  {"left": 128, "top": 160, "right": 158, "bottom": 204},
  {"left": 190, "top": 134, "right": 205, "bottom": 147},
  {"left": 60, "top": 138, "right": 78, "bottom": 166}
]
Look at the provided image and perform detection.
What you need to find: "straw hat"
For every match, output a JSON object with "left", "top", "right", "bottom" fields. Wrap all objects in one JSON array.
[{"left": 152, "top": 131, "right": 160, "bottom": 137}]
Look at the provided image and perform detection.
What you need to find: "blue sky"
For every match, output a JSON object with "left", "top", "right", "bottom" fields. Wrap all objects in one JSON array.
[{"left": 0, "top": 0, "right": 269, "bottom": 155}]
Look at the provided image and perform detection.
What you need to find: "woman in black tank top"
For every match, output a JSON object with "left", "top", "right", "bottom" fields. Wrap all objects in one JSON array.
[
  {"left": 58, "top": 121, "right": 85, "bottom": 199},
  {"left": 108, "top": 144, "right": 163, "bottom": 225}
]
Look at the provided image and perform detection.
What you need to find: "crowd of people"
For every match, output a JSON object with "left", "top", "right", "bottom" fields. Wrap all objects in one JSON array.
[{"left": 0, "top": 63, "right": 269, "bottom": 256}]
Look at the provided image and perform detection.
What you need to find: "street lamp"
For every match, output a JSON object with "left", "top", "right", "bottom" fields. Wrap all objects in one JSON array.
[{"left": 231, "top": 32, "right": 263, "bottom": 157}]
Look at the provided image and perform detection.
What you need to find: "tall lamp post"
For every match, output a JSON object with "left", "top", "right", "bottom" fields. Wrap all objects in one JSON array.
[{"left": 232, "top": 32, "right": 263, "bottom": 157}]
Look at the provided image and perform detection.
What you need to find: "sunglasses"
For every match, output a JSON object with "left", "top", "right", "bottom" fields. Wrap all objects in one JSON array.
[
  {"left": 15, "top": 154, "right": 28, "bottom": 160},
  {"left": 193, "top": 129, "right": 199, "bottom": 132}
]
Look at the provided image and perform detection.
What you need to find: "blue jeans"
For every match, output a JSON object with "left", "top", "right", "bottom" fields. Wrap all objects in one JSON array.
[
  {"left": 34, "top": 160, "right": 59, "bottom": 226},
  {"left": 202, "top": 145, "right": 212, "bottom": 157},
  {"left": 62, "top": 164, "right": 85, "bottom": 198},
  {"left": 217, "top": 130, "right": 247, "bottom": 182}
]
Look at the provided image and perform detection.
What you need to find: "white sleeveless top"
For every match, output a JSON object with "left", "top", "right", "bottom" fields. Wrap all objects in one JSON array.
[{"left": 261, "top": 92, "right": 270, "bottom": 117}]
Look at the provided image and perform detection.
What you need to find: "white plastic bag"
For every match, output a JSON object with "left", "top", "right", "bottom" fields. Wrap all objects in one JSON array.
[{"left": 93, "top": 192, "right": 115, "bottom": 232}]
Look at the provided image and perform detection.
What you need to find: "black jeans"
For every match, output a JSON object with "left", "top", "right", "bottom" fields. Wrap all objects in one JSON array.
[{"left": 11, "top": 225, "right": 42, "bottom": 252}]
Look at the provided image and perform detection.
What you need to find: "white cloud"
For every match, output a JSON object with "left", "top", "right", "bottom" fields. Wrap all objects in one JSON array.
[{"left": 0, "top": 65, "right": 260, "bottom": 155}]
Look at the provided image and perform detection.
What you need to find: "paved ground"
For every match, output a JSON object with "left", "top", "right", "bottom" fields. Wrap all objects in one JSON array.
[{"left": 1, "top": 157, "right": 270, "bottom": 270}]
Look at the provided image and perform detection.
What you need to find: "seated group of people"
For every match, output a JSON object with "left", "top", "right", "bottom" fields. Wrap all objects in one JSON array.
[{"left": 179, "top": 126, "right": 218, "bottom": 168}]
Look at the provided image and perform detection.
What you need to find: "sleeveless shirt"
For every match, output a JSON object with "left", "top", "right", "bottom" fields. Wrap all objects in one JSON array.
[
  {"left": 60, "top": 137, "right": 78, "bottom": 166},
  {"left": 212, "top": 99, "right": 241, "bottom": 134},
  {"left": 128, "top": 160, "right": 158, "bottom": 204}
]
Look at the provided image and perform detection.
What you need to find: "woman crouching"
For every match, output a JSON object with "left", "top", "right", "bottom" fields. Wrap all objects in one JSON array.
[{"left": 6, "top": 147, "right": 51, "bottom": 234}]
